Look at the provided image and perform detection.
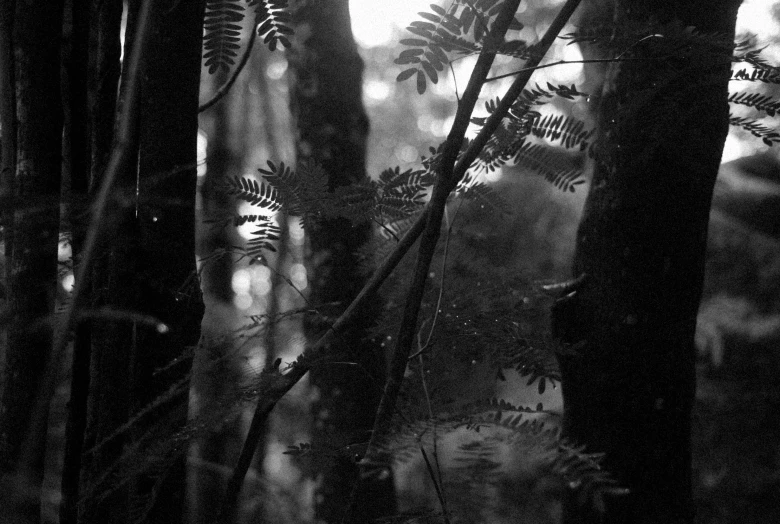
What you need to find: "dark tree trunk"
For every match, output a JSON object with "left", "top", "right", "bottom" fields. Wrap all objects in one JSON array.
[
  {"left": 60, "top": 0, "right": 95, "bottom": 521},
  {"left": 80, "top": 1, "right": 205, "bottom": 522},
  {"left": 130, "top": 0, "right": 206, "bottom": 522},
  {"left": 0, "top": 1, "right": 64, "bottom": 522},
  {"left": 553, "top": 2, "right": 741, "bottom": 523},
  {"left": 79, "top": 2, "right": 131, "bottom": 522},
  {"left": 289, "top": 1, "right": 395, "bottom": 521}
]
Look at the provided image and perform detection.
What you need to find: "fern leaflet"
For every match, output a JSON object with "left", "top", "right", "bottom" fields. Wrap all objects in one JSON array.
[
  {"left": 202, "top": 0, "right": 246, "bottom": 74},
  {"left": 249, "top": 0, "right": 293, "bottom": 51}
]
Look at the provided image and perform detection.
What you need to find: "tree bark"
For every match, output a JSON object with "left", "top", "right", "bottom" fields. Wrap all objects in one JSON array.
[
  {"left": 553, "top": 2, "right": 741, "bottom": 523},
  {"left": 130, "top": 0, "right": 206, "bottom": 521},
  {"left": 59, "top": 0, "right": 95, "bottom": 521},
  {"left": 80, "top": 1, "right": 205, "bottom": 522},
  {"left": 288, "top": 1, "right": 395, "bottom": 521},
  {"left": 79, "top": 2, "right": 132, "bottom": 522},
  {"left": 0, "top": 1, "right": 64, "bottom": 522}
]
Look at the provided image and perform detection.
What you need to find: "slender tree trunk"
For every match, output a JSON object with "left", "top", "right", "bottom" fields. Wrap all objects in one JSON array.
[
  {"left": 60, "top": 0, "right": 95, "bottom": 521},
  {"left": 79, "top": 1, "right": 132, "bottom": 522},
  {"left": 130, "top": 0, "right": 206, "bottom": 522},
  {"left": 190, "top": 57, "right": 243, "bottom": 524},
  {"left": 0, "top": 1, "right": 64, "bottom": 522},
  {"left": 288, "top": 1, "right": 395, "bottom": 521},
  {"left": 200, "top": 65, "right": 237, "bottom": 305},
  {"left": 553, "top": 2, "right": 741, "bottom": 523}
]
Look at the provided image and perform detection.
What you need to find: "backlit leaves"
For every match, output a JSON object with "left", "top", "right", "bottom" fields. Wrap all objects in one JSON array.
[
  {"left": 729, "top": 115, "right": 780, "bottom": 146},
  {"left": 249, "top": 0, "right": 293, "bottom": 51},
  {"left": 202, "top": 0, "right": 293, "bottom": 75},
  {"left": 395, "top": 1, "right": 525, "bottom": 94}
]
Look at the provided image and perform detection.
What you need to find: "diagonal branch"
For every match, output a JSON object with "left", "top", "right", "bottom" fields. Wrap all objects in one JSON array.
[
  {"left": 351, "top": 0, "right": 582, "bottom": 518},
  {"left": 362, "top": 0, "right": 526, "bottom": 469},
  {"left": 218, "top": 0, "right": 583, "bottom": 518}
]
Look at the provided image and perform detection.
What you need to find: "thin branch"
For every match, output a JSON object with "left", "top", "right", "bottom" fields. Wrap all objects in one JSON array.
[
  {"left": 407, "top": 200, "right": 459, "bottom": 361},
  {"left": 417, "top": 324, "right": 448, "bottom": 520},
  {"left": 484, "top": 55, "right": 664, "bottom": 82},
  {"left": 372, "top": 216, "right": 401, "bottom": 242},
  {"left": 371, "top": 0, "right": 527, "bottom": 437},
  {"left": 421, "top": 447, "right": 451, "bottom": 524},
  {"left": 198, "top": 25, "right": 258, "bottom": 113}
]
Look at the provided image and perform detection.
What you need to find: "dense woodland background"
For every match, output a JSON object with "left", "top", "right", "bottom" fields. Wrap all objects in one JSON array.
[{"left": 1, "top": 0, "right": 779, "bottom": 523}]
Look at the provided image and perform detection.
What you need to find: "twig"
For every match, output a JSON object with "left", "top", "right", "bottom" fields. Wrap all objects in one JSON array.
[
  {"left": 417, "top": 330, "right": 448, "bottom": 521},
  {"left": 484, "top": 56, "right": 664, "bottom": 82},
  {"left": 421, "top": 447, "right": 451, "bottom": 524},
  {"left": 408, "top": 200, "right": 460, "bottom": 361},
  {"left": 372, "top": 216, "right": 401, "bottom": 242},
  {"left": 198, "top": 25, "right": 258, "bottom": 113}
]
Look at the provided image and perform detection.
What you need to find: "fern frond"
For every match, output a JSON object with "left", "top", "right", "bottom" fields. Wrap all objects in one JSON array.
[
  {"left": 728, "top": 90, "right": 780, "bottom": 117},
  {"left": 553, "top": 442, "right": 627, "bottom": 514},
  {"left": 248, "top": 0, "right": 293, "bottom": 51},
  {"left": 731, "top": 67, "right": 780, "bottom": 84},
  {"left": 244, "top": 217, "right": 281, "bottom": 260},
  {"left": 732, "top": 47, "right": 780, "bottom": 84},
  {"left": 514, "top": 142, "right": 585, "bottom": 192},
  {"left": 377, "top": 166, "right": 432, "bottom": 218},
  {"left": 471, "top": 82, "right": 589, "bottom": 191},
  {"left": 395, "top": 1, "right": 530, "bottom": 94},
  {"left": 729, "top": 115, "right": 780, "bottom": 146},
  {"left": 202, "top": 0, "right": 246, "bottom": 74},
  {"left": 453, "top": 397, "right": 556, "bottom": 432},
  {"left": 530, "top": 113, "right": 593, "bottom": 150},
  {"left": 224, "top": 175, "right": 282, "bottom": 211},
  {"left": 395, "top": 3, "right": 476, "bottom": 94},
  {"left": 262, "top": 160, "right": 330, "bottom": 216}
]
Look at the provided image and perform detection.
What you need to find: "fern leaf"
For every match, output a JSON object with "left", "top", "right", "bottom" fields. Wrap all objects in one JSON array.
[
  {"left": 202, "top": 0, "right": 246, "bottom": 74},
  {"left": 224, "top": 175, "right": 282, "bottom": 211},
  {"left": 249, "top": 0, "right": 293, "bottom": 51},
  {"left": 729, "top": 115, "right": 780, "bottom": 146},
  {"left": 245, "top": 217, "right": 281, "bottom": 259},
  {"left": 530, "top": 113, "right": 594, "bottom": 151},
  {"left": 728, "top": 90, "right": 780, "bottom": 117}
]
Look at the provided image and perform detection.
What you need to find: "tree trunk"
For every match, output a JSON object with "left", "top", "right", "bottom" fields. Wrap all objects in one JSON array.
[
  {"left": 190, "top": 48, "right": 243, "bottom": 524},
  {"left": 79, "top": 2, "right": 132, "bottom": 522},
  {"left": 130, "top": 0, "right": 206, "bottom": 521},
  {"left": 0, "top": 1, "right": 64, "bottom": 522},
  {"left": 59, "top": 0, "right": 95, "bottom": 521},
  {"left": 553, "top": 2, "right": 741, "bottom": 523},
  {"left": 288, "top": 1, "right": 395, "bottom": 521},
  {"left": 80, "top": 1, "right": 205, "bottom": 522}
]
